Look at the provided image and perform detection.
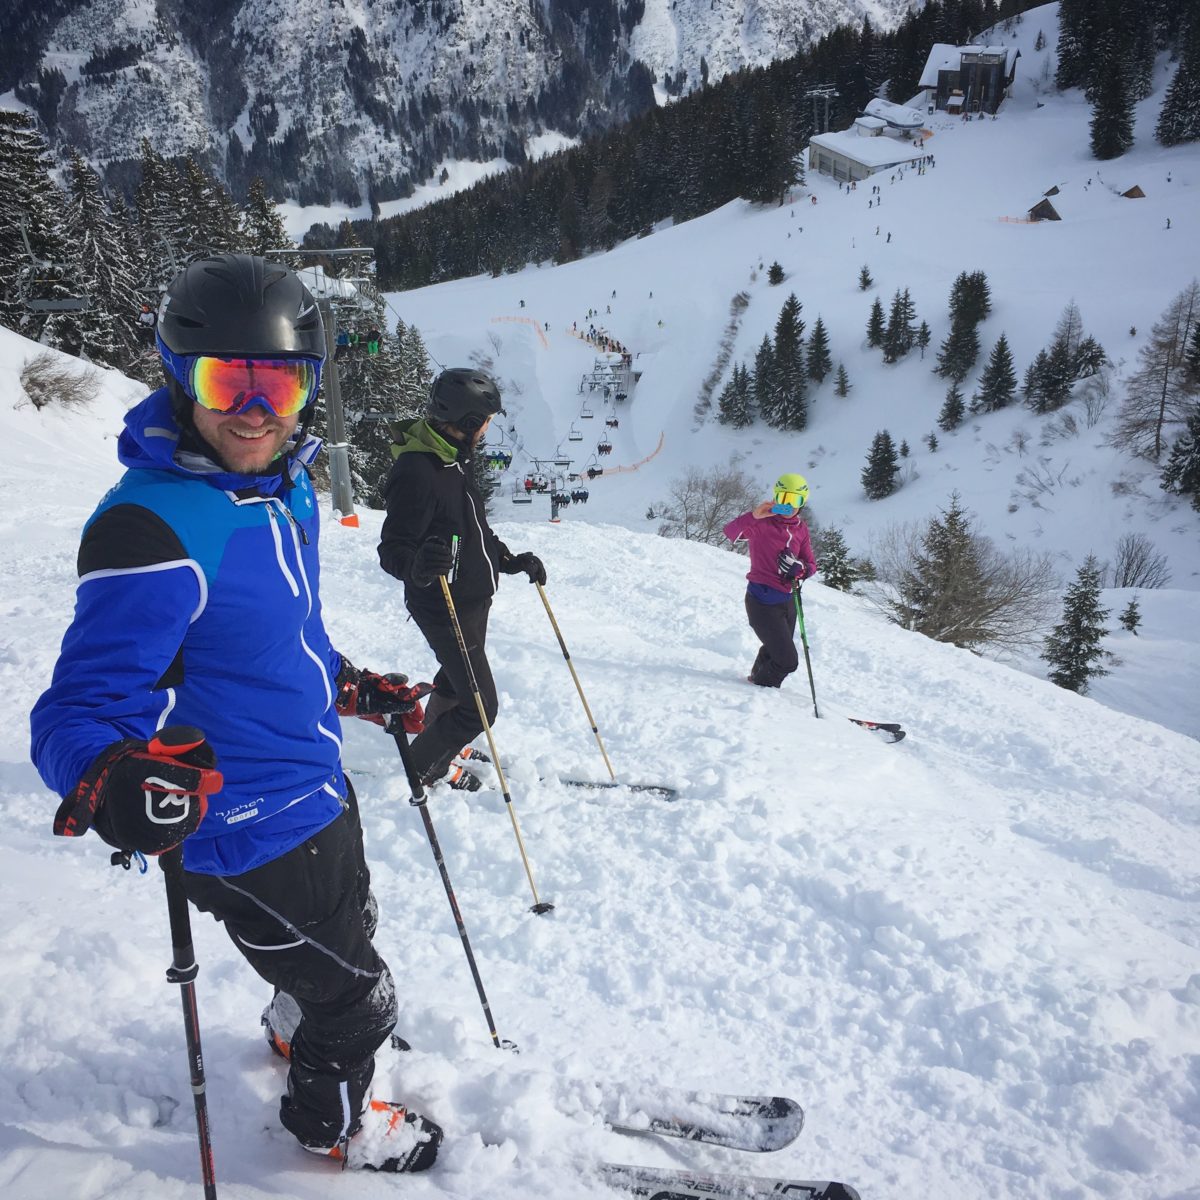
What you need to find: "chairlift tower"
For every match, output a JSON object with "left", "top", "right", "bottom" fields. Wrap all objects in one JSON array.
[
  {"left": 804, "top": 85, "right": 840, "bottom": 134},
  {"left": 266, "top": 246, "right": 377, "bottom": 528}
]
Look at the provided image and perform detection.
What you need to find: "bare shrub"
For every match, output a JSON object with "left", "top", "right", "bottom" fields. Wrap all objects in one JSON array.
[
  {"left": 1108, "top": 532, "right": 1172, "bottom": 588},
  {"left": 20, "top": 352, "right": 101, "bottom": 411},
  {"left": 866, "top": 495, "right": 1058, "bottom": 653},
  {"left": 656, "top": 461, "right": 760, "bottom": 548},
  {"left": 487, "top": 331, "right": 504, "bottom": 356},
  {"left": 1079, "top": 370, "right": 1112, "bottom": 427},
  {"left": 468, "top": 349, "right": 495, "bottom": 371}
]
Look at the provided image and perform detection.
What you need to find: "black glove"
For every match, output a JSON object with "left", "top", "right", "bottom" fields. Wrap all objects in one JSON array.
[
  {"left": 335, "top": 658, "right": 428, "bottom": 732},
  {"left": 778, "top": 550, "right": 807, "bottom": 581},
  {"left": 54, "top": 726, "right": 223, "bottom": 855},
  {"left": 410, "top": 537, "right": 454, "bottom": 587},
  {"left": 501, "top": 550, "right": 547, "bottom": 585}
]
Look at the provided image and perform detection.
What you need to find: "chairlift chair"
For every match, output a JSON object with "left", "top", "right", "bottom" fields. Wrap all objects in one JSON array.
[
  {"left": 511, "top": 484, "right": 533, "bottom": 505},
  {"left": 581, "top": 404, "right": 594, "bottom": 419},
  {"left": 568, "top": 423, "right": 583, "bottom": 441},
  {"left": 598, "top": 438, "right": 612, "bottom": 454}
]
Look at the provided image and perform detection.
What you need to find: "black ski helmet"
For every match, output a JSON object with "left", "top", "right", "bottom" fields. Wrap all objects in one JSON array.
[
  {"left": 427, "top": 368, "right": 503, "bottom": 432},
  {"left": 157, "top": 253, "right": 325, "bottom": 362}
]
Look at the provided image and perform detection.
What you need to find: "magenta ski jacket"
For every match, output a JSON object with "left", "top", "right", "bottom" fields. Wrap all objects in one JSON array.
[{"left": 723, "top": 510, "right": 817, "bottom": 594}]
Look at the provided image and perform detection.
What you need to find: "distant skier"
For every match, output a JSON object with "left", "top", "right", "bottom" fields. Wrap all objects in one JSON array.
[{"left": 723, "top": 474, "right": 816, "bottom": 688}]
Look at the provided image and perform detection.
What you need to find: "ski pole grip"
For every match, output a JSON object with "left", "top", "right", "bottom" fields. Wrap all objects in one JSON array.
[{"left": 148, "top": 725, "right": 207, "bottom": 757}]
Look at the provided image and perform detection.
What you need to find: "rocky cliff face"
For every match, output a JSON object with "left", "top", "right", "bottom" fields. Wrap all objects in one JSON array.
[{"left": 3, "top": 0, "right": 908, "bottom": 205}]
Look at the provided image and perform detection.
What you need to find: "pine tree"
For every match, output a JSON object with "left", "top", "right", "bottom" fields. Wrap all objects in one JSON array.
[
  {"left": 1157, "top": 15, "right": 1200, "bottom": 145},
  {"left": 925, "top": 432, "right": 939, "bottom": 452},
  {"left": 242, "top": 177, "right": 291, "bottom": 256},
  {"left": 0, "top": 110, "right": 72, "bottom": 343},
  {"left": 751, "top": 334, "right": 774, "bottom": 418},
  {"left": 1056, "top": 0, "right": 1093, "bottom": 91},
  {"left": 768, "top": 293, "right": 807, "bottom": 430},
  {"left": 834, "top": 362, "right": 851, "bottom": 397},
  {"left": 973, "top": 333, "right": 1018, "bottom": 412},
  {"left": 880, "top": 287, "right": 916, "bottom": 363},
  {"left": 61, "top": 148, "right": 143, "bottom": 369},
  {"left": 858, "top": 264, "right": 874, "bottom": 291},
  {"left": 935, "top": 319, "right": 980, "bottom": 382},
  {"left": 893, "top": 493, "right": 990, "bottom": 645},
  {"left": 938, "top": 382, "right": 966, "bottom": 431},
  {"left": 806, "top": 315, "right": 832, "bottom": 383},
  {"left": 815, "top": 526, "right": 855, "bottom": 591},
  {"left": 866, "top": 296, "right": 885, "bottom": 348},
  {"left": 861, "top": 429, "right": 900, "bottom": 499},
  {"left": 1042, "top": 556, "right": 1111, "bottom": 693},
  {"left": 1090, "top": 34, "right": 1135, "bottom": 160},
  {"left": 719, "top": 361, "right": 755, "bottom": 428},
  {"left": 1160, "top": 406, "right": 1200, "bottom": 509},
  {"left": 916, "top": 320, "right": 932, "bottom": 359},
  {"left": 767, "top": 261, "right": 784, "bottom": 285},
  {"left": 1119, "top": 595, "right": 1141, "bottom": 634},
  {"left": 948, "top": 270, "right": 991, "bottom": 328},
  {"left": 899, "top": 439, "right": 910, "bottom": 457}
]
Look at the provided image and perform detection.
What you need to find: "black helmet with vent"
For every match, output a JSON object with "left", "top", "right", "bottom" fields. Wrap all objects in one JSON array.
[
  {"left": 157, "top": 254, "right": 325, "bottom": 361},
  {"left": 427, "top": 368, "right": 503, "bottom": 432}
]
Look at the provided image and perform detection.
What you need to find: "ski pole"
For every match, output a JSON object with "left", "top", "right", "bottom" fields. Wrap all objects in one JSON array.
[
  {"left": 438, "top": 559, "right": 553, "bottom": 914},
  {"left": 793, "top": 582, "right": 820, "bottom": 719},
  {"left": 534, "top": 580, "right": 616, "bottom": 782},
  {"left": 388, "top": 716, "right": 512, "bottom": 1050},
  {"left": 159, "top": 847, "right": 219, "bottom": 1199}
]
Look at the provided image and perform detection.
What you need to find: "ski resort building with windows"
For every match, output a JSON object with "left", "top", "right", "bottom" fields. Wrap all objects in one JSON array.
[
  {"left": 919, "top": 43, "right": 1021, "bottom": 115},
  {"left": 806, "top": 98, "right": 929, "bottom": 183}
]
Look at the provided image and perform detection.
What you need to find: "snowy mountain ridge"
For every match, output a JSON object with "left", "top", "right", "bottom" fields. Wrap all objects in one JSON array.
[{"left": 1, "top": 0, "right": 911, "bottom": 206}]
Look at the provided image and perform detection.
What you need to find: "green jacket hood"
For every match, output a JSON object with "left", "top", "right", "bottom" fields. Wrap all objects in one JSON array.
[{"left": 388, "top": 417, "right": 458, "bottom": 464}]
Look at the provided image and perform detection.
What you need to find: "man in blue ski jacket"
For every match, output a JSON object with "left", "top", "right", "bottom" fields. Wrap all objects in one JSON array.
[{"left": 30, "top": 254, "right": 441, "bottom": 1173}]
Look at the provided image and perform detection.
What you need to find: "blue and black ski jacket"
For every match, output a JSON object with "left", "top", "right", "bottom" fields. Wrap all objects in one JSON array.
[{"left": 30, "top": 389, "right": 348, "bottom": 876}]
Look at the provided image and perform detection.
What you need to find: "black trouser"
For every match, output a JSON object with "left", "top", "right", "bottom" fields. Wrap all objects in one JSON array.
[
  {"left": 405, "top": 599, "right": 497, "bottom": 781},
  {"left": 745, "top": 589, "right": 799, "bottom": 688},
  {"left": 181, "top": 781, "right": 397, "bottom": 1148}
]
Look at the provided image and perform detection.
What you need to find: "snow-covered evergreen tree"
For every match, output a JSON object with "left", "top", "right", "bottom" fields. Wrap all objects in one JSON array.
[
  {"left": 834, "top": 362, "right": 851, "bottom": 397},
  {"left": 1160, "top": 406, "right": 1200, "bottom": 509},
  {"left": 61, "top": 149, "right": 143, "bottom": 370},
  {"left": 1119, "top": 595, "right": 1142, "bottom": 634},
  {"left": 938, "top": 382, "right": 966, "bottom": 431},
  {"left": 766, "top": 293, "right": 807, "bottom": 430},
  {"left": 861, "top": 429, "right": 900, "bottom": 499},
  {"left": 242, "top": 178, "right": 291, "bottom": 257},
  {"left": 806, "top": 315, "right": 831, "bottom": 383},
  {"left": 866, "top": 296, "right": 885, "bottom": 348},
  {"left": 973, "top": 333, "right": 1018, "bottom": 413},
  {"left": 1157, "top": 14, "right": 1200, "bottom": 145},
  {"left": 1042, "top": 556, "right": 1111, "bottom": 693}
]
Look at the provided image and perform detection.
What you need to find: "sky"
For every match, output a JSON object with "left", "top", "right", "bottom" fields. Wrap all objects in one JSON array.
[{"left": 1, "top": 5, "right": 1199, "bottom": 1200}]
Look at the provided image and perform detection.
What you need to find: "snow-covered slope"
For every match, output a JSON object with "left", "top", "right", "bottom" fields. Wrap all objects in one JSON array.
[
  {"left": 379, "top": 6, "right": 1200, "bottom": 649},
  {"left": 1, "top": 319, "right": 1199, "bottom": 1200}
]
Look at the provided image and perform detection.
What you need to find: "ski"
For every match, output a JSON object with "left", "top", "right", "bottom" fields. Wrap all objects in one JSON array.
[
  {"left": 557, "top": 778, "right": 679, "bottom": 801},
  {"left": 594, "top": 1085, "right": 803, "bottom": 1152},
  {"left": 845, "top": 718, "right": 905, "bottom": 743},
  {"left": 600, "top": 1162, "right": 860, "bottom": 1200}
]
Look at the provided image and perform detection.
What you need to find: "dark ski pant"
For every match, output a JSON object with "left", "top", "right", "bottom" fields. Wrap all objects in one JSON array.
[
  {"left": 745, "top": 589, "right": 798, "bottom": 688},
  {"left": 181, "top": 780, "right": 397, "bottom": 1149},
  {"left": 405, "top": 599, "right": 497, "bottom": 781}
]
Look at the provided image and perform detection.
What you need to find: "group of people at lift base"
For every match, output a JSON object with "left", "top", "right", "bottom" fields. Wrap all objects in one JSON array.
[{"left": 28, "top": 253, "right": 816, "bottom": 1178}]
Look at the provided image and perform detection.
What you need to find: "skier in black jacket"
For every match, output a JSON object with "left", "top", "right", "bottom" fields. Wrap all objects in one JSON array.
[{"left": 378, "top": 369, "right": 545, "bottom": 790}]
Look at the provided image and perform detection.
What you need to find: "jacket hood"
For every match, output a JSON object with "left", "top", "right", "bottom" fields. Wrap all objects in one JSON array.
[
  {"left": 388, "top": 417, "right": 460, "bottom": 465},
  {"left": 118, "top": 388, "right": 322, "bottom": 494}
]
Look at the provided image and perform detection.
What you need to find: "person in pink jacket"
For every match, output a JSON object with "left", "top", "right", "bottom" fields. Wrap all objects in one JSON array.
[{"left": 723, "top": 473, "right": 817, "bottom": 688}]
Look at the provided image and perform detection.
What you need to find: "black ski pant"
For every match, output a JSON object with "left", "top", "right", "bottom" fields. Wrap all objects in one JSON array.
[
  {"left": 405, "top": 598, "right": 497, "bottom": 781},
  {"left": 181, "top": 780, "right": 397, "bottom": 1149},
  {"left": 745, "top": 589, "right": 799, "bottom": 688}
]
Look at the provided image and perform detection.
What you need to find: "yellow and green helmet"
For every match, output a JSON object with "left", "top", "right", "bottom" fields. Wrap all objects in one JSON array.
[{"left": 772, "top": 472, "right": 809, "bottom": 514}]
